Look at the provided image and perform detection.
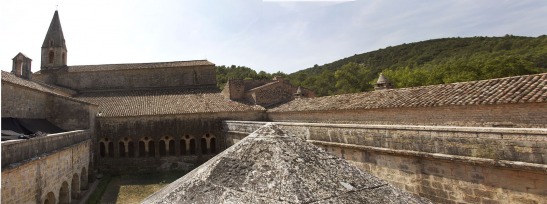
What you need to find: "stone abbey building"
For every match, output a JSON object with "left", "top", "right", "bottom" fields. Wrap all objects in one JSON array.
[{"left": 2, "top": 11, "right": 546, "bottom": 204}]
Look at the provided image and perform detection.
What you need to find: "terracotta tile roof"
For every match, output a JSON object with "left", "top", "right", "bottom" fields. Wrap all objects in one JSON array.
[
  {"left": 67, "top": 60, "right": 214, "bottom": 72},
  {"left": 1, "top": 71, "right": 79, "bottom": 98},
  {"left": 269, "top": 73, "right": 547, "bottom": 112},
  {"left": 75, "top": 87, "right": 265, "bottom": 117}
]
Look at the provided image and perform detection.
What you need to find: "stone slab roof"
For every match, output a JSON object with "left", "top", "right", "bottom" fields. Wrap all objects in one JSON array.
[
  {"left": 247, "top": 81, "right": 279, "bottom": 92},
  {"left": 143, "top": 123, "right": 429, "bottom": 204},
  {"left": 269, "top": 73, "right": 546, "bottom": 112},
  {"left": 67, "top": 60, "right": 214, "bottom": 72},
  {"left": 75, "top": 87, "right": 265, "bottom": 117},
  {"left": 1, "top": 71, "right": 89, "bottom": 104}
]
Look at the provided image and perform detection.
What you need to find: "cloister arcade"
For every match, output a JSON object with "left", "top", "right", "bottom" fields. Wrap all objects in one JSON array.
[
  {"left": 98, "top": 134, "right": 217, "bottom": 158},
  {"left": 42, "top": 167, "right": 89, "bottom": 204}
]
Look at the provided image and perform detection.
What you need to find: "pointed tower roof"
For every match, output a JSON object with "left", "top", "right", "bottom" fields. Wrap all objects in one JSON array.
[
  {"left": 377, "top": 73, "right": 390, "bottom": 84},
  {"left": 143, "top": 123, "right": 429, "bottom": 203},
  {"left": 12, "top": 52, "right": 30, "bottom": 60},
  {"left": 42, "top": 10, "right": 66, "bottom": 49}
]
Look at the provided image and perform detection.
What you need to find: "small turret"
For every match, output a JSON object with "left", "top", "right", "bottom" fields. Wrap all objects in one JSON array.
[
  {"left": 294, "top": 86, "right": 304, "bottom": 98},
  {"left": 41, "top": 10, "right": 67, "bottom": 70},
  {"left": 374, "top": 73, "right": 393, "bottom": 90},
  {"left": 12, "top": 53, "right": 32, "bottom": 79}
]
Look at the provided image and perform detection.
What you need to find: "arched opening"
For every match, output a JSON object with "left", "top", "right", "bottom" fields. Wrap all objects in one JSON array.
[
  {"left": 159, "top": 140, "right": 167, "bottom": 156},
  {"left": 99, "top": 142, "right": 106, "bottom": 157},
  {"left": 48, "top": 51, "right": 54, "bottom": 63},
  {"left": 128, "top": 141, "right": 135, "bottom": 157},
  {"left": 138, "top": 141, "right": 146, "bottom": 157},
  {"left": 62, "top": 52, "right": 66, "bottom": 64},
  {"left": 59, "top": 181, "right": 69, "bottom": 204},
  {"left": 201, "top": 138, "right": 207, "bottom": 154},
  {"left": 169, "top": 140, "right": 176, "bottom": 156},
  {"left": 210, "top": 137, "right": 217, "bottom": 154},
  {"left": 148, "top": 141, "right": 156, "bottom": 157},
  {"left": 14, "top": 60, "right": 22, "bottom": 76},
  {"left": 71, "top": 173, "right": 80, "bottom": 199},
  {"left": 108, "top": 142, "right": 114, "bottom": 157},
  {"left": 189, "top": 138, "right": 196, "bottom": 154},
  {"left": 119, "top": 142, "right": 126, "bottom": 157},
  {"left": 180, "top": 139, "right": 187, "bottom": 155},
  {"left": 44, "top": 192, "right": 56, "bottom": 204},
  {"left": 81, "top": 167, "right": 88, "bottom": 190}
]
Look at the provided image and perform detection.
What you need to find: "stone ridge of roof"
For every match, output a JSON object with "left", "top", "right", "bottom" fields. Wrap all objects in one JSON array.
[
  {"left": 67, "top": 60, "right": 214, "bottom": 72},
  {"left": 247, "top": 81, "right": 280, "bottom": 92},
  {"left": 1, "top": 71, "right": 93, "bottom": 105},
  {"left": 75, "top": 87, "right": 266, "bottom": 117},
  {"left": 268, "top": 73, "right": 547, "bottom": 112}
]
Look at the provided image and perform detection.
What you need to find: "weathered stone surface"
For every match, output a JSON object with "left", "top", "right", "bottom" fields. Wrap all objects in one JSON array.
[
  {"left": 144, "top": 123, "right": 429, "bottom": 203},
  {"left": 223, "top": 121, "right": 547, "bottom": 203}
]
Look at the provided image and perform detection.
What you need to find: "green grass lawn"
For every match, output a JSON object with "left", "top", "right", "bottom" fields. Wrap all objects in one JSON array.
[{"left": 92, "top": 171, "right": 187, "bottom": 204}]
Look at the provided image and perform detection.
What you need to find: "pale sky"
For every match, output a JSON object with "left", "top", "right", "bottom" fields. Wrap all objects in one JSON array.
[{"left": 1, "top": 0, "right": 546, "bottom": 74}]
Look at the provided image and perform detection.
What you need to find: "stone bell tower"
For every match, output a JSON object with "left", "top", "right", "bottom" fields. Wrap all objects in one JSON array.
[{"left": 41, "top": 10, "right": 67, "bottom": 70}]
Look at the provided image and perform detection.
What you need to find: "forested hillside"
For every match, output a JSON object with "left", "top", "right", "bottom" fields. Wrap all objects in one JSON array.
[{"left": 217, "top": 35, "right": 547, "bottom": 96}]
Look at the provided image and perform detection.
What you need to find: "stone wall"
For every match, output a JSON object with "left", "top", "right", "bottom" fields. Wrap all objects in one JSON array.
[
  {"left": 51, "top": 65, "right": 216, "bottom": 91},
  {"left": 222, "top": 121, "right": 547, "bottom": 204},
  {"left": 246, "top": 81, "right": 296, "bottom": 107},
  {"left": 1, "top": 81, "right": 96, "bottom": 132},
  {"left": 1, "top": 131, "right": 91, "bottom": 204},
  {"left": 267, "top": 103, "right": 547, "bottom": 128},
  {"left": 47, "top": 96, "right": 97, "bottom": 131},
  {"left": 96, "top": 111, "right": 265, "bottom": 173},
  {"left": 1, "top": 82, "right": 48, "bottom": 118}
]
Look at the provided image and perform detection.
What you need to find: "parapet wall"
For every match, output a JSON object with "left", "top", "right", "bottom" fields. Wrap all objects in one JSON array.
[
  {"left": 2, "top": 130, "right": 91, "bottom": 168},
  {"left": 222, "top": 121, "right": 547, "bottom": 204}
]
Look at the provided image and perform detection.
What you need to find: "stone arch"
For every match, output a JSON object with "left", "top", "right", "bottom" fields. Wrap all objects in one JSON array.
[
  {"left": 48, "top": 51, "right": 54, "bottom": 63},
  {"left": 71, "top": 173, "right": 80, "bottom": 199},
  {"left": 210, "top": 137, "right": 217, "bottom": 154},
  {"left": 43, "top": 191, "right": 56, "bottom": 204},
  {"left": 108, "top": 142, "right": 114, "bottom": 157},
  {"left": 119, "top": 141, "right": 126, "bottom": 157},
  {"left": 139, "top": 137, "right": 155, "bottom": 157},
  {"left": 168, "top": 139, "right": 176, "bottom": 156},
  {"left": 160, "top": 136, "right": 176, "bottom": 156},
  {"left": 128, "top": 140, "right": 135, "bottom": 157},
  {"left": 139, "top": 140, "right": 146, "bottom": 157},
  {"left": 181, "top": 135, "right": 196, "bottom": 155},
  {"left": 119, "top": 137, "right": 133, "bottom": 158},
  {"left": 202, "top": 134, "right": 216, "bottom": 154},
  {"left": 59, "top": 181, "right": 69, "bottom": 204},
  {"left": 99, "top": 138, "right": 114, "bottom": 157},
  {"left": 149, "top": 140, "right": 156, "bottom": 157},
  {"left": 81, "top": 167, "right": 88, "bottom": 190},
  {"left": 14, "top": 59, "right": 22, "bottom": 75},
  {"left": 99, "top": 141, "right": 106, "bottom": 157}
]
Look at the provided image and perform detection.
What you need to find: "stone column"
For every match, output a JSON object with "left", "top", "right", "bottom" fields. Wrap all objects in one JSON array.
[
  {"left": 175, "top": 138, "right": 181, "bottom": 157},
  {"left": 133, "top": 141, "right": 139, "bottom": 158},
  {"left": 155, "top": 140, "right": 160, "bottom": 158}
]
